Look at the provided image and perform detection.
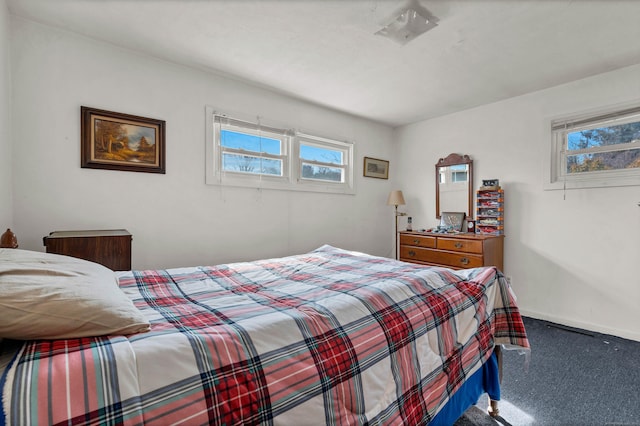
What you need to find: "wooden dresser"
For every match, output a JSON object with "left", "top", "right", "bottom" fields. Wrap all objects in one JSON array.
[
  {"left": 43, "top": 229, "right": 132, "bottom": 271},
  {"left": 399, "top": 231, "right": 504, "bottom": 271}
]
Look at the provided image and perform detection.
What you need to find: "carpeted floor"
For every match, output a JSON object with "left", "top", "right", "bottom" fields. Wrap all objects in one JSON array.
[
  {"left": 453, "top": 406, "right": 499, "bottom": 425},
  {"left": 452, "top": 316, "right": 640, "bottom": 426}
]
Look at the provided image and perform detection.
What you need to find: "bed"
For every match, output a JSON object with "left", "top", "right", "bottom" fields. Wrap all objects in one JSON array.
[{"left": 0, "top": 245, "right": 529, "bottom": 425}]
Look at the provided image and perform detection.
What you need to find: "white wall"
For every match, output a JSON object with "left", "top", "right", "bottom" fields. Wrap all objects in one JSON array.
[
  {"left": 0, "top": 0, "right": 11, "bottom": 228},
  {"left": 10, "top": 17, "right": 395, "bottom": 269},
  {"left": 395, "top": 64, "right": 640, "bottom": 341}
]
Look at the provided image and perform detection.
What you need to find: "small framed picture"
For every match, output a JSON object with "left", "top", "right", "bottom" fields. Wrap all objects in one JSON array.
[
  {"left": 81, "top": 106, "right": 166, "bottom": 174},
  {"left": 363, "top": 157, "right": 389, "bottom": 179},
  {"left": 440, "top": 212, "right": 466, "bottom": 232}
]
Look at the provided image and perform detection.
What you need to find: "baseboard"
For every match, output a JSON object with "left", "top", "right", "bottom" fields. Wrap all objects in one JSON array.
[{"left": 519, "top": 309, "right": 640, "bottom": 343}]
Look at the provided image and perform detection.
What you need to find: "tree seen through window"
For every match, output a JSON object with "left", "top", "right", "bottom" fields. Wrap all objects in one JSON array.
[{"left": 567, "top": 121, "right": 640, "bottom": 174}]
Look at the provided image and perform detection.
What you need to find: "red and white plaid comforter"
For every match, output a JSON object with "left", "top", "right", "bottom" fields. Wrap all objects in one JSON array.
[{"left": 1, "top": 245, "right": 528, "bottom": 425}]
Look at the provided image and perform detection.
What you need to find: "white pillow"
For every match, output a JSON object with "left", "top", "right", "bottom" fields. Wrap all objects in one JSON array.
[{"left": 0, "top": 249, "right": 150, "bottom": 340}]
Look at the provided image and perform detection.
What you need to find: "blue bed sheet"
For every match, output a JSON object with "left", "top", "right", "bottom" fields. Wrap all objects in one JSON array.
[{"left": 429, "top": 350, "right": 500, "bottom": 425}]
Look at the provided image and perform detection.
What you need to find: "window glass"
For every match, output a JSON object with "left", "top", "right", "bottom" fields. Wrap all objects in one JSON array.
[
  {"left": 299, "top": 141, "right": 348, "bottom": 184},
  {"left": 547, "top": 105, "right": 640, "bottom": 189},
  {"left": 301, "top": 164, "right": 344, "bottom": 182},
  {"left": 450, "top": 164, "right": 468, "bottom": 182},
  {"left": 220, "top": 129, "right": 283, "bottom": 176},
  {"left": 439, "top": 165, "right": 467, "bottom": 184},
  {"left": 220, "top": 130, "right": 281, "bottom": 155},
  {"left": 566, "top": 122, "right": 640, "bottom": 174},
  {"left": 222, "top": 153, "right": 283, "bottom": 176},
  {"left": 300, "top": 144, "right": 343, "bottom": 165}
]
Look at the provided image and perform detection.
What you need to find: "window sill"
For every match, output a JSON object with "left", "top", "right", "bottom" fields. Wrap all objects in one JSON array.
[
  {"left": 205, "top": 176, "right": 355, "bottom": 195},
  {"left": 544, "top": 171, "right": 640, "bottom": 190}
]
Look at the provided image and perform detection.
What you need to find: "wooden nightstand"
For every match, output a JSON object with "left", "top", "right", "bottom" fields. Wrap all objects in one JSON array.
[
  {"left": 399, "top": 231, "right": 504, "bottom": 271},
  {"left": 43, "top": 229, "right": 132, "bottom": 271}
]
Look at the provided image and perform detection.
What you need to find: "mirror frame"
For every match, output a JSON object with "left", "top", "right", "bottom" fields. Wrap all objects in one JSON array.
[{"left": 435, "top": 153, "right": 473, "bottom": 219}]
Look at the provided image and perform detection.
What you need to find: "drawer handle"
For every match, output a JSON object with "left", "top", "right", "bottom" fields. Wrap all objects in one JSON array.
[
  {"left": 413, "top": 239, "right": 421, "bottom": 244},
  {"left": 460, "top": 257, "right": 470, "bottom": 265},
  {"left": 454, "top": 242, "right": 463, "bottom": 249},
  {"left": 408, "top": 250, "right": 416, "bottom": 257}
]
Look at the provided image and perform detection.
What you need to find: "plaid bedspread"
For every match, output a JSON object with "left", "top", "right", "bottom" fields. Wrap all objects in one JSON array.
[{"left": 1, "top": 245, "right": 528, "bottom": 425}]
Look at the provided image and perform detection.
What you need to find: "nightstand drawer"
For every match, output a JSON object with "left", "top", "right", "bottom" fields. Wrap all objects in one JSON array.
[
  {"left": 437, "top": 237, "right": 483, "bottom": 254},
  {"left": 399, "top": 234, "right": 436, "bottom": 248},
  {"left": 400, "top": 246, "right": 483, "bottom": 268}
]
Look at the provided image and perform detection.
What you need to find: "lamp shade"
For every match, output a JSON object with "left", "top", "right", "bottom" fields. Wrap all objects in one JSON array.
[{"left": 386, "top": 190, "right": 406, "bottom": 206}]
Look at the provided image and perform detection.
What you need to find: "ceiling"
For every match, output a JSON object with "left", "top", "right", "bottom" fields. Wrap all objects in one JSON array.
[{"left": 7, "top": 0, "right": 640, "bottom": 127}]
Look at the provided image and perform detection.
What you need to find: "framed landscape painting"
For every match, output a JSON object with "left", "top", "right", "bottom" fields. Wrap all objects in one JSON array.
[
  {"left": 81, "top": 106, "right": 166, "bottom": 174},
  {"left": 363, "top": 157, "right": 389, "bottom": 179}
]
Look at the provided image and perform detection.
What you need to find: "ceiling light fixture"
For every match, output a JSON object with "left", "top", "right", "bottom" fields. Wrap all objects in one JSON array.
[{"left": 375, "top": 7, "right": 437, "bottom": 45}]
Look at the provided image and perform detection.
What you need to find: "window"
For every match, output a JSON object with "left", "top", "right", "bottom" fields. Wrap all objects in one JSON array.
[
  {"left": 218, "top": 118, "right": 289, "bottom": 179},
  {"left": 205, "top": 107, "right": 354, "bottom": 194},
  {"left": 547, "top": 104, "right": 640, "bottom": 189},
  {"left": 450, "top": 164, "right": 469, "bottom": 183},
  {"left": 438, "top": 164, "right": 468, "bottom": 184},
  {"left": 296, "top": 134, "right": 352, "bottom": 188}
]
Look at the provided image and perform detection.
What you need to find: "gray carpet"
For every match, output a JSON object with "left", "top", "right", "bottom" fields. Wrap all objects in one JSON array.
[
  {"left": 452, "top": 317, "right": 640, "bottom": 426},
  {"left": 454, "top": 406, "right": 499, "bottom": 425}
]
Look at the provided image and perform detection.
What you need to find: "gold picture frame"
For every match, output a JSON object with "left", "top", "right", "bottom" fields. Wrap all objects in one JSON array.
[
  {"left": 81, "top": 106, "right": 166, "bottom": 174},
  {"left": 363, "top": 157, "right": 389, "bottom": 179}
]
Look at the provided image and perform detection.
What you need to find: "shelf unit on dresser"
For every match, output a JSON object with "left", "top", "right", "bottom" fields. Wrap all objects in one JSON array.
[
  {"left": 399, "top": 231, "right": 504, "bottom": 271},
  {"left": 476, "top": 188, "right": 504, "bottom": 236}
]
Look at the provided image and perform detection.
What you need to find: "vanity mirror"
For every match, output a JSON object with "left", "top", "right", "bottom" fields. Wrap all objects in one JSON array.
[{"left": 435, "top": 153, "right": 473, "bottom": 219}]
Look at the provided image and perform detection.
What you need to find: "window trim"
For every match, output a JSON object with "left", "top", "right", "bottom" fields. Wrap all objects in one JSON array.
[
  {"left": 206, "top": 107, "right": 293, "bottom": 190},
  {"left": 205, "top": 106, "right": 355, "bottom": 194},
  {"left": 545, "top": 103, "right": 640, "bottom": 190}
]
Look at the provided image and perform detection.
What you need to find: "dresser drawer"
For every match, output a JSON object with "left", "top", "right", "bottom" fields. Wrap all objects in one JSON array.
[
  {"left": 437, "top": 237, "right": 483, "bottom": 254},
  {"left": 400, "top": 246, "right": 483, "bottom": 268},
  {"left": 399, "top": 232, "right": 503, "bottom": 270},
  {"left": 399, "top": 234, "right": 436, "bottom": 248}
]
